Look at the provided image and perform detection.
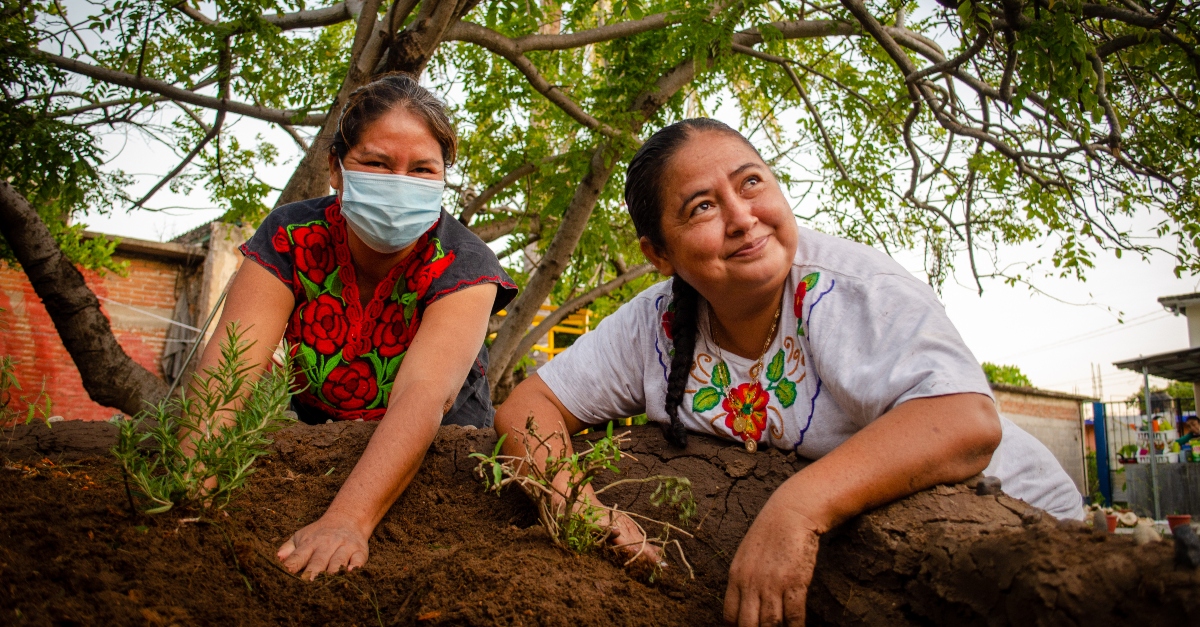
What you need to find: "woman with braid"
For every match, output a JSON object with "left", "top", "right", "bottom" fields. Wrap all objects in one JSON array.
[{"left": 494, "top": 118, "right": 1081, "bottom": 626}]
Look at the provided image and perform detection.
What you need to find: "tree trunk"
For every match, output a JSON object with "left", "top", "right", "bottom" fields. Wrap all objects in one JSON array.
[
  {"left": 276, "top": 0, "right": 388, "bottom": 207},
  {"left": 486, "top": 141, "right": 618, "bottom": 393},
  {"left": 0, "top": 181, "right": 169, "bottom": 416}
]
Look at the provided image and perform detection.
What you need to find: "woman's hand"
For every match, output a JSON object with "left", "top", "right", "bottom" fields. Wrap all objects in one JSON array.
[
  {"left": 723, "top": 500, "right": 821, "bottom": 626},
  {"left": 604, "top": 507, "right": 663, "bottom": 564},
  {"left": 277, "top": 513, "right": 370, "bottom": 581}
]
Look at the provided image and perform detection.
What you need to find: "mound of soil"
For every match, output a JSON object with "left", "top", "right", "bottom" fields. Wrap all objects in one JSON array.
[{"left": 2, "top": 421, "right": 1197, "bottom": 626}]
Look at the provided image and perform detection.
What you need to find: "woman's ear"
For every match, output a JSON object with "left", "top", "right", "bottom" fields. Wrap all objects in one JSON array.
[
  {"left": 639, "top": 236, "right": 674, "bottom": 277},
  {"left": 327, "top": 151, "right": 342, "bottom": 195}
]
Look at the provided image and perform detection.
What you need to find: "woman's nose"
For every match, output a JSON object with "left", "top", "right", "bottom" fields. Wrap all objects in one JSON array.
[{"left": 723, "top": 194, "right": 757, "bottom": 236}]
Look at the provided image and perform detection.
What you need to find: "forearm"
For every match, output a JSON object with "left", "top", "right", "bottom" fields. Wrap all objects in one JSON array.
[
  {"left": 495, "top": 375, "right": 593, "bottom": 502},
  {"left": 322, "top": 383, "right": 445, "bottom": 536},
  {"left": 768, "top": 393, "right": 1001, "bottom": 533}
]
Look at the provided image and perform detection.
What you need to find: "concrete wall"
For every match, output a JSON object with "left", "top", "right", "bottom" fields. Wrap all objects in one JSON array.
[{"left": 993, "top": 387, "right": 1087, "bottom": 494}]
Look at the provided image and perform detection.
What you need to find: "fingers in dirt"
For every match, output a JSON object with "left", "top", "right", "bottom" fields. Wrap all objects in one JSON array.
[
  {"left": 736, "top": 591, "right": 761, "bottom": 627},
  {"left": 783, "top": 586, "right": 807, "bottom": 626},
  {"left": 723, "top": 582, "right": 741, "bottom": 625},
  {"left": 757, "top": 592, "right": 784, "bottom": 627}
]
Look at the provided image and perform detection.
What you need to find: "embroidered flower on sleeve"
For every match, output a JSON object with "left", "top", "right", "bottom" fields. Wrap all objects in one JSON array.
[
  {"left": 794, "top": 272, "right": 820, "bottom": 336},
  {"left": 661, "top": 308, "right": 675, "bottom": 341},
  {"left": 272, "top": 226, "right": 291, "bottom": 254},
  {"left": 321, "top": 361, "right": 378, "bottom": 411},
  {"left": 291, "top": 223, "right": 337, "bottom": 285},
  {"left": 722, "top": 382, "right": 769, "bottom": 442}
]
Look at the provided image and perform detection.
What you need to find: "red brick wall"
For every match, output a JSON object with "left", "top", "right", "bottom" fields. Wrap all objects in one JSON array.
[{"left": 0, "top": 255, "right": 183, "bottom": 421}]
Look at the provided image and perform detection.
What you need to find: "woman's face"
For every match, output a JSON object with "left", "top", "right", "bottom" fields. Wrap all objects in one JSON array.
[
  {"left": 328, "top": 107, "right": 444, "bottom": 193},
  {"left": 641, "top": 131, "right": 798, "bottom": 298}
]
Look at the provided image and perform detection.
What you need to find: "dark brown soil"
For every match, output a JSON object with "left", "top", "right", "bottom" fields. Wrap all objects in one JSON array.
[{"left": 2, "top": 421, "right": 1197, "bottom": 626}]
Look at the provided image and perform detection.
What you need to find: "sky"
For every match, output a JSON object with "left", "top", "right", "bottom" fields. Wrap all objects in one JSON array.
[{"left": 72, "top": 4, "right": 1198, "bottom": 404}]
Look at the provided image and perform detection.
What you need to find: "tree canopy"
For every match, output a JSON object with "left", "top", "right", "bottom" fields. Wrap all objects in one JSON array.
[
  {"left": 981, "top": 361, "right": 1033, "bottom": 387},
  {"left": 2, "top": 0, "right": 1198, "bottom": 405}
]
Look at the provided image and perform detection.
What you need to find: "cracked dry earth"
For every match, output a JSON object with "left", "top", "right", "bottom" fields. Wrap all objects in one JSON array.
[{"left": 2, "top": 421, "right": 1198, "bottom": 626}]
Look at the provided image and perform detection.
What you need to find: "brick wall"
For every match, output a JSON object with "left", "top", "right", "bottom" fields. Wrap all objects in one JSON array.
[
  {"left": 994, "top": 389, "right": 1082, "bottom": 422},
  {"left": 0, "top": 254, "right": 184, "bottom": 421}
]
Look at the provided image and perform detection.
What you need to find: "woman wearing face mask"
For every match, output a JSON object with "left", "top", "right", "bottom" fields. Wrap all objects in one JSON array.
[
  {"left": 495, "top": 118, "right": 1082, "bottom": 626},
  {"left": 194, "top": 73, "right": 517, "bottom": 579}
]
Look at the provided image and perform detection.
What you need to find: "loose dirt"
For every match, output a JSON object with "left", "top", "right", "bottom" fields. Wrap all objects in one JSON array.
[{"left": 2, "top": 421, "right": 1196, "bottom": 626}]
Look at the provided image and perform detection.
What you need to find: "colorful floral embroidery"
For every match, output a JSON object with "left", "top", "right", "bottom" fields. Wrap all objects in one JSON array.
[
  {"left": 723, "top": 382, "right": 769, "bottom": 441},
  {"left": 282, "top": 203, "right": 455, "bottom": 421},
  {"left": 690, "top": 348, "right": 800, "bottom": 443},
  {"left": 794, "top": 272, "right": 820, "bottom": 336},
  {"left": 661, "top": 302, "right": 676, "bottom": 341}
]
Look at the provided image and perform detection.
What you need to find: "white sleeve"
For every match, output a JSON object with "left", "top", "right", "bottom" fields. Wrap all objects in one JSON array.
[
  {"left": 807, "top": 272, "right": 993, "bottom": 428},
  {"left": 537, "top": 296, "right": 650, "bottom": 425}
]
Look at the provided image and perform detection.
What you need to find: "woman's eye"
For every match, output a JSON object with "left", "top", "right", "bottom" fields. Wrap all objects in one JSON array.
[
  {"left": 744, "top": 175, "right": 761, "bottom": 188},
  {"left": 690, "top": 201, "right": 714, "bottom": 216}
]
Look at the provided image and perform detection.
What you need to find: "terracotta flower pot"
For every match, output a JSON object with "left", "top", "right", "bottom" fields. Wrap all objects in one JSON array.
[
  {"left": 1167, "top": 514, "right": 1192, "bottom": 531},
  {"left": 1106, "top": 514, "right": 1118, "bottom": 534}
]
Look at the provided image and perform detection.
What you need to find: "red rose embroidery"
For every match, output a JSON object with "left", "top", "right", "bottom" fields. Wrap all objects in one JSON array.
[
  {"left": 321, "top": 361, "right": 378, "bottom": 411},
  {"left": 661, "top": 309, "right": 675, "bottom": 341},
  {"left": 291, "top": 223, "right": 337, "bottom": 285},
  {"left": 406, "top": 243, "right": 456, "bottom": 296},
  {"left": 723, "top": 382, "right": 769, "bottom": 442},
  {"left": 373, "top": 301, "right": 418, "bottom": 358},
  {"left": 297, "top": 294, "right": 349, "bottom": 355},
  {"left": 272, "top": 227, "right": 291, "bottom": 253},
  {"left": 794, "top": 281, "right": 807, "bottom": 319}
]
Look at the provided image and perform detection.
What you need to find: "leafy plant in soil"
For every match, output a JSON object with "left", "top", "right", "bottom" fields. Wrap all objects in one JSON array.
[
  {"left": 473, "top": 417, "right": 697, "bottom": 575},
  {"left": 0, "top": 307, "right": 52, "bottom": 430},
  {"left": 113, "top": 322, "right": 298, "bottom": 513}
]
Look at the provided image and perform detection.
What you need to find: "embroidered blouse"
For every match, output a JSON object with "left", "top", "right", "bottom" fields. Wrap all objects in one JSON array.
[
  {"left": 240, "top": 195, "right": 517, "bottom": 424},
  {"left": 538, "top": 224, "right": 1084, "bottom": 520}
]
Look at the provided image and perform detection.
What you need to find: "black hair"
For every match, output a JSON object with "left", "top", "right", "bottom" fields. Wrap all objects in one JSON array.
[
  {"left": 329, "top": 72, "right": 457, "bottom": 166},
  {"left": 624, "top": 118, "right": 758, "bottom": 448}
]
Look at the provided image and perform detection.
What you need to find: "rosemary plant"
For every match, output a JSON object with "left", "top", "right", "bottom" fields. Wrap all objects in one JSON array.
[
  {"left": 113, "top": 323, "right": 299, "bottom": 513},
  {"left": 473, "top": 417, "right": 696, "bottom": 575}
]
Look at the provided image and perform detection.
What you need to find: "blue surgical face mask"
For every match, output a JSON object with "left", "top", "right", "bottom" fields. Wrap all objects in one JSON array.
[{"left": 338, "top": 161, "right": 445, "bottom": 253}]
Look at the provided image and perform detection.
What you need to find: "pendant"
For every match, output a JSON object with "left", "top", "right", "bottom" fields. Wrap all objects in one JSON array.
[{"left": 744, "top": 439, "right": 758, "bottom": 453}]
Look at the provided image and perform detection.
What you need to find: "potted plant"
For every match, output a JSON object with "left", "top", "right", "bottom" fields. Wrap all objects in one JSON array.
[
  {"left": 1117, "top": 444, "right": 1140, "bottom": 464},
  {"left": 1167, "top": 513, "right": 1193, "bottom": 532}
]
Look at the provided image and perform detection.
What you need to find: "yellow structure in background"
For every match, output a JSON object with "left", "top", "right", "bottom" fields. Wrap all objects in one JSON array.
[
  {"left": 492, "top": 304, "right": 592, "bottom": 361},
  {"left": 494, "top": 304, "right": 636, "bottom": 428}
]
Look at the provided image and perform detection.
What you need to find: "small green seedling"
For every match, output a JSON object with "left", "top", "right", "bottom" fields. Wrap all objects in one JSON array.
[
  {"left": 113, "top": 322, "right": 300, "bottom": 514},
  {"left": 472, "top": 416, "right": 697, "bottom": 576},
  {"left": 0, "top": 308, "right": 54, "bottom": 430}
]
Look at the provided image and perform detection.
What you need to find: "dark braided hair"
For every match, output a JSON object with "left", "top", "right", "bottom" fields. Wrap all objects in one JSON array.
[
  {"left": 329, "top": 72, "right": 457, "bottom": 167},
  {"left": 625, "top": 118, "right": 758, "bottom": 448}
]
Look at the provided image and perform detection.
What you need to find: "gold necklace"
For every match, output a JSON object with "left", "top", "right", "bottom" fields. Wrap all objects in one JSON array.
[{"left": 707, "top": 299, "right": 782, "bottom": 453}]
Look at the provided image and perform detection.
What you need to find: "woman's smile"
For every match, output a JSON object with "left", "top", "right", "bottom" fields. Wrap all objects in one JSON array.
[{"left": 728, "top": 234, "right": 771, "bottom": 259}]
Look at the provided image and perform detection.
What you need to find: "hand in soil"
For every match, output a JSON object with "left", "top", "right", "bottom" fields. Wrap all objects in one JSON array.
[
  {"left": 276, "top": 513, "right": 369, "bottom": 581},
  {"left": 722, "top": 499, "right": 820, "bottom": 626},
  {"left": 606, "top": 509, "right": 663, "bottom": 565}
]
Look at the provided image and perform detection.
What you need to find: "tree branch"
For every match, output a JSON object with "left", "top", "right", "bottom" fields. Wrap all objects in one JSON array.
[
  {"left": 730, "top": 43, "right": 848, "bottom": 180},
  {"left": 446, "top": 21, "right": 631, "bottom": 142},
  {"left": 39, "top": 52, "right": 327, "bottom": 126},
  {"left": 460, "top": 154, "right": 564, "bottom": 225},
  {"left": 511, "top": 264, "right": 655, "bottom": 364},
  {"left": 173, "top": 1, "right": 354, "bottom": 31},
  {"left": 447, "top": 12, "right": 676, "bottom": 52}
]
